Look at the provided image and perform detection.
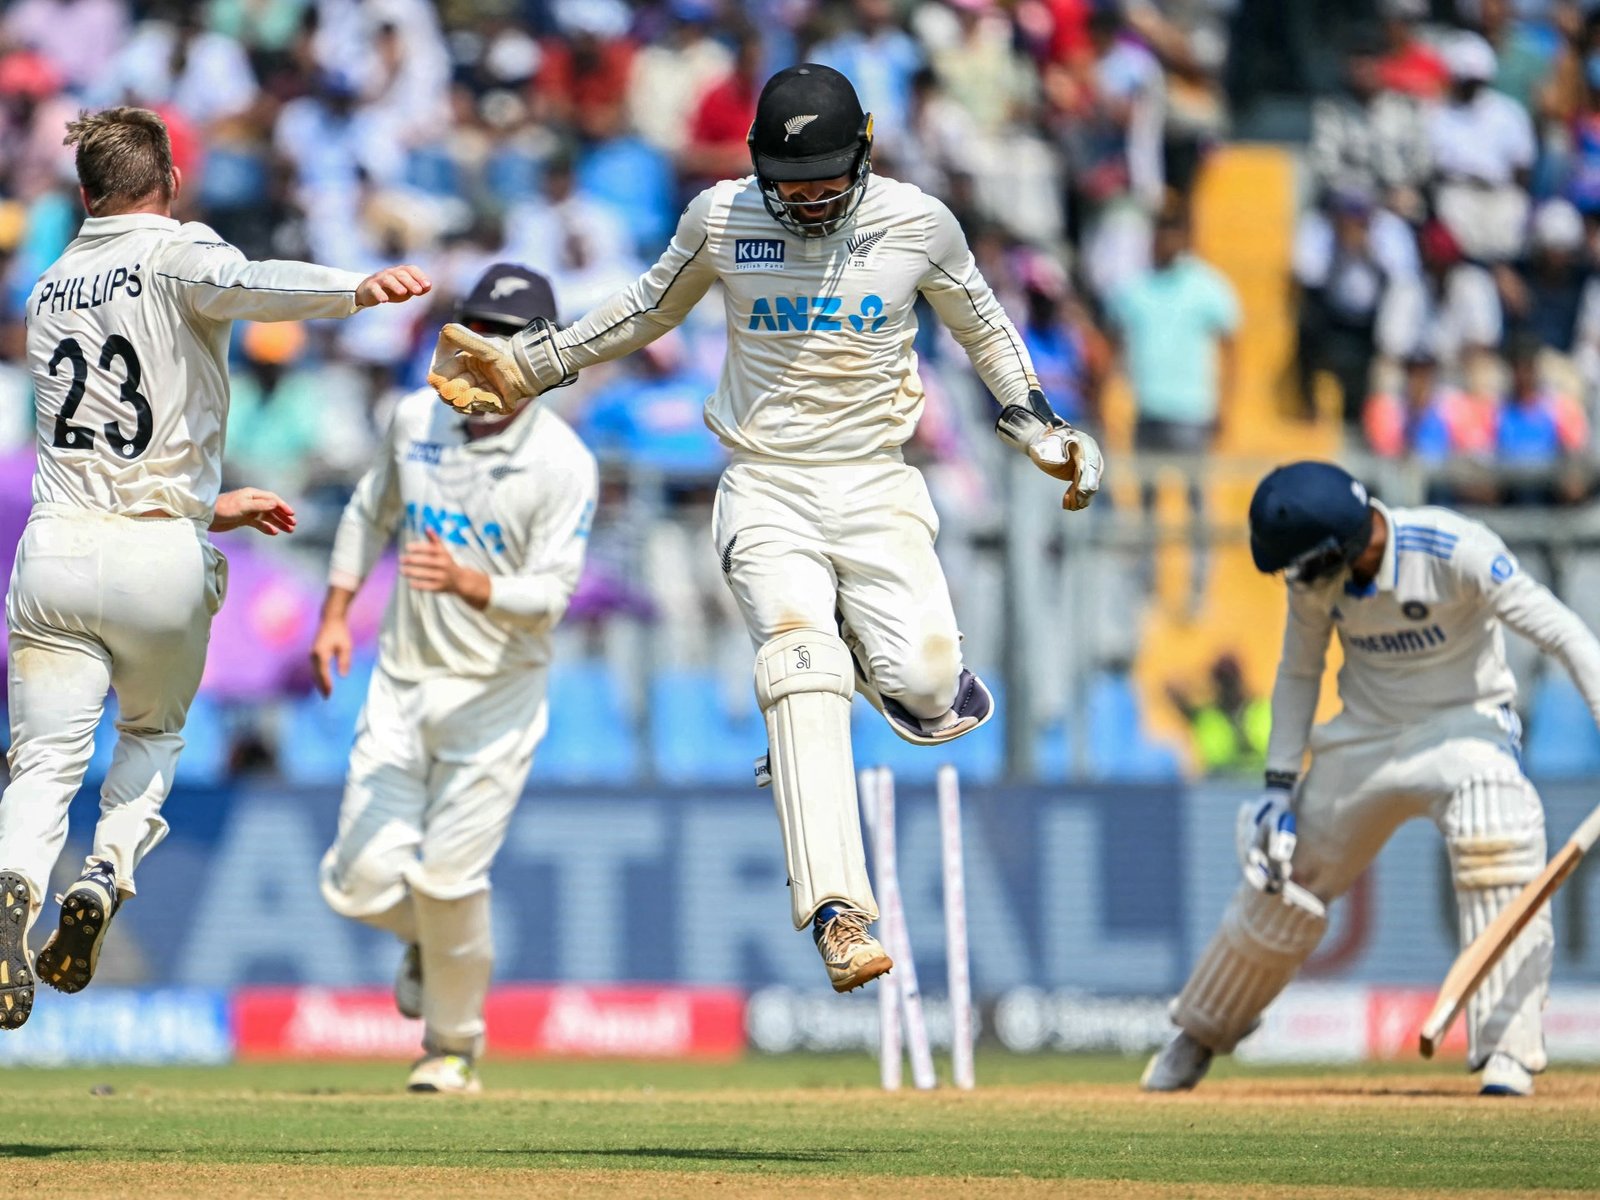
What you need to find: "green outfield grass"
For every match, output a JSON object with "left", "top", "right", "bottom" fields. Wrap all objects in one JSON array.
[{"left": 0, "top": 1054, "right": 1596, "bottom": 1197}]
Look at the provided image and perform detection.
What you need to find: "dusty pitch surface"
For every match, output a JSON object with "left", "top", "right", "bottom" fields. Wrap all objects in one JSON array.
[{"left": 0, "top": 1057, "right": 1596, "bottom": 1197}]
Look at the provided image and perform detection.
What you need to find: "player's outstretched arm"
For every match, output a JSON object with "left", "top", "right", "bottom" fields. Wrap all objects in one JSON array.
[
  {"left": 210, "top": 487, "right": 296, "bottom": 535},
  {"left": 162, "top": 233, "right": 429, "bottom": 324},
  {"left": 430, "top": 189, "right": 718, "bottom": 415}
]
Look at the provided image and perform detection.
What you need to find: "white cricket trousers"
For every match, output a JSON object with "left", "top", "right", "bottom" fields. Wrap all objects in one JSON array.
[
  {"left": 320, "top": 663, "right": 548, "bottom": 1056},
  {"left": 714, "top": 457, "right": 965, "bottom": 717},
  {"left": 714, "top": 456, "right": 966, "bottom": 925},
  {"left": 0, "top": 506, "right": 225, "bottom": 919},
  {"left": 1174, "top": 705, "right": 1550, "bottom": 1072}
]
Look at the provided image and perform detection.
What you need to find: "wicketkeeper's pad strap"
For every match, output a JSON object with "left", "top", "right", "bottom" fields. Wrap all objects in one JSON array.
[
  {"left": 512, "top": 317, "right": 577, "bottom": 392},
  {"left": 995, "top": 388, "right": 1064, "bottom": 453}
]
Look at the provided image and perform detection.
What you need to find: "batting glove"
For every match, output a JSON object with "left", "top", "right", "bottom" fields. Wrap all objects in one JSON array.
[
  {"left": 996, "top": 390, "right": 1104, "bottom": 511},
  {"left": 1237, "top": 782, "right": 1297, "bottom": 894},
  {"left": 428, "top": 323, "right": 533, "bottom": 416}
]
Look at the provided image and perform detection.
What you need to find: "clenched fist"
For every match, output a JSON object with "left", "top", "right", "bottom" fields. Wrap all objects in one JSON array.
[
  {"left": 995, "top": 390, "right": 1104, "bottom": 511},
  {"left": 428, "top": 323, "right": 533, "bottom": 416},
  {"left": 1026, "top": 424, "right": 1104, "bottom": 511}
]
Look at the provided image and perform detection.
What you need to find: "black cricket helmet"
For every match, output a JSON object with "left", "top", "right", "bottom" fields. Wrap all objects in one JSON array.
[
  {"left": 1249, "top": 460, "right": 1375, "bottom": 587},
  {"left": 457, "top": 263, "right": 558, "bottom": 331},
  {"left": 747, "top": 64, "right": 873, "bottom": 237}
]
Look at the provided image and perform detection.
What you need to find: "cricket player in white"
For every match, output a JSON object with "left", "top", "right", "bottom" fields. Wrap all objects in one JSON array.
[
  {"left": 0, "top": 107, "right": 429, "bottom": 1029},
  {"left": 313, "top": 265, "right": 597, "bottom": 1094},
  {"left": 427, "top": 65, "right": 1104, "bottom": 992},
  {"left": 1144, "top": 460, "right": 1600, "bottom": 1097}
]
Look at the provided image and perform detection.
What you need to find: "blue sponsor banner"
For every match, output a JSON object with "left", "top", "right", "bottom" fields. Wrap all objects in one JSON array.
[
  {"left": 40, "top": 779, "right": 1600, "bottom": 994},
  {"left": 0, "top": 988, "right": 231, "bottom": 1065}
]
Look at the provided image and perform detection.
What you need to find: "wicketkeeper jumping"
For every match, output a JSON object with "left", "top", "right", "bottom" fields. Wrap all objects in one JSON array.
[{"left": 426, "top": 65, "right": 1102, "bottom": 992}]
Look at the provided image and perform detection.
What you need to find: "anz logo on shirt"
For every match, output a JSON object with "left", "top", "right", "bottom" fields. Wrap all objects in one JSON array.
[
  {"left": 747, "top": 294, "right": 888, "bottom": 333},
  {"left": 404, "top": 503, "right": 507, "bottom": 555}
]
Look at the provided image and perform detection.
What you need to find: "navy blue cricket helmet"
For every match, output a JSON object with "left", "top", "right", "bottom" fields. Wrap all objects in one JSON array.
[{"left": 1249, "top": 461, "right": 1374, "bottom": 584}]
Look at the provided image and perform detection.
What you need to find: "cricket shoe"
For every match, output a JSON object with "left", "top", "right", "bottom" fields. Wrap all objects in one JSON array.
[
  {"left": 1140, "top": 1031, "right": 1214, "bottom": 1092},
  {"left": 395, "top": 944, "right": 422, "bottom": 1019},
  {"left": 407, "top": 1054, "right": 482, "bottom": 1094},
  {"left": 1479, "top": 1053, "right": 1534, "bottom": 1097},
  {"left": 813, "top": 904, "right": 892, "bottom": 993},
  {"left": 36, "top": 860, "right": 119, "bottom": 994},
  {"left": 0, "top": 871, "right": 35, "bottom": 1029}
]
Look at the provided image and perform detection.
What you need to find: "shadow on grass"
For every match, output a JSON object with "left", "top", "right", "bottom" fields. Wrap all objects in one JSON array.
[
  {"left": 0, "top": 1144, "right": 90, "bottom": 1158},
  {"left": 71, "top": 1147, "right": 863, "bottom": 1165},
  {"left": 525, "top": 1147, "right": 850, "bottom": 1163}
]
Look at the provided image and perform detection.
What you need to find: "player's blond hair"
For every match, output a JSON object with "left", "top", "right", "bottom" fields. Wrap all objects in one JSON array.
[{"left": 64, "top": 107, "right": 175, "bottom": 216}]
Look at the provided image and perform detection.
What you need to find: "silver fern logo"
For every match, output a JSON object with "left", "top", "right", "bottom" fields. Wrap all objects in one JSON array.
[
  {"left": 783, "top": 114, "right": 819, "bottom": 140},
  {"left": 847, "top": 229, "right": 885, "bottom": 264},
  {"left": 489, "top": 276, "right": 530, "bottom": 300}
]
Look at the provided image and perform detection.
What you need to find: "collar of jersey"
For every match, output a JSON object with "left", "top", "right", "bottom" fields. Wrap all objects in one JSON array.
[
  {"left": 457, "top": 397, "right": 541, "bottom": 451},
  {"left": 1344, "top": 498, "right": 1398, "bottom": 598},
  {"left": 78, "top": 213, "right": 180, "bottom": 238},
  {"left": 1337, "top": 499, "right": 1401, "bottom": 598}
]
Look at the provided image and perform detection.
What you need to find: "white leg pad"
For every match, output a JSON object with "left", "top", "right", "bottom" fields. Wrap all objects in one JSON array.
[
  {"left": 1445, "top": 775, "right": 1551, "bottom": 1073},
  {"left": 1170, "top": 882, "right": 1328, "bottom": 1053},
  {"left": 755, "top": 629, "right": 877, "bottom": 929},
  {"left": 414, "top": 889, "right": 493, "bottom": 1058}
]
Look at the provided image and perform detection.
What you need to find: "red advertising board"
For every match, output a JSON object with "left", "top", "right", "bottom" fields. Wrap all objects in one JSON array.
[
  {"left": 233, "top": 984, "right": 746, "bottom": 1060},
  {"left": 1367, "top": 988, "right": 1470, "bottom": 1060}
]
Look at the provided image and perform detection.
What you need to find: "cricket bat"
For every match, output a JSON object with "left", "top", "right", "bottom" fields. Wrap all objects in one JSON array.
[{"left": 1419, "top": 803, "right": 1600, "bottom": 1058}]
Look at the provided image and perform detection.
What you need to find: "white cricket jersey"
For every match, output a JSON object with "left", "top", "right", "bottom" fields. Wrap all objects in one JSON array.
[
  {"left": 1266, "top": 499, "right": 1600, "bottom": 775},
  {"left": 513, "top": 174, "right": 1039, "bottom": 462},
  {"left": 24, "top": 213, "right": 365, "bottom": 521},
  {"left": 329, "top": 388, "right": 598, "bottom": 681}
]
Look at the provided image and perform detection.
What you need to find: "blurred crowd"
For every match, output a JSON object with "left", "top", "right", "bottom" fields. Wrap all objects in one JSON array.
[
  {"left": 7, "top": 0, "right": 1600, "bottom": 780},
  {"left": 0, "top": 0, "right": 1239, "bottom": 776},
  {"left": 0, "top": 0, "right": 1242, "bottom": 468},
  {"left": 1296, "top": 0, "right": 1600, "bottom": 506}
]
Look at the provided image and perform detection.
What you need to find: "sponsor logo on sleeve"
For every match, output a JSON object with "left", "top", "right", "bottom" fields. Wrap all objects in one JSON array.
[
  {"left": 1491, "top": 554, "right": 1515, "bottom": 582},
  {"left": 406, "top": 440, "right": 443, "bottom": 465}
]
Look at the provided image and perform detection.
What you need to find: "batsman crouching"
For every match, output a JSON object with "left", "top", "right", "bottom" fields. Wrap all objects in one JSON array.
[
  {"left": 312, "top": 265, "right": 597, "bottom": 1094},
  {"left": 427, "top": 65, "right": 1102, "bottom": 993},
  {"left": 1143, "top": 461, "right": 1600, "bottom": 1098}
]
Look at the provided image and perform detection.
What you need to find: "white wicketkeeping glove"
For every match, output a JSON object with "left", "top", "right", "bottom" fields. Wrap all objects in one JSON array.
[
  {"left": 995, "top": 391, "right": 1104, "bottom": 511},
  {"left": 427, "top": 323, "right": 534, "bottom": 416},
  {"left": 1237, "top": 785, "right": 1297, "bottom": 895}
]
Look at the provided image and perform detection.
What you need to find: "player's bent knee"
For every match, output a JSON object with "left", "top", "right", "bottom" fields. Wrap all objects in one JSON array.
[
  {"left": 872, "top": 634, "right": 961, "bottom": 716},
  {"left": 319, "top": 848, "right": 409, "bottom": 918},
  {"left": 404, "top": 862, "right": 492, "bottom": 903},
  {"left": 1447, "top": 776, "right": 1546, "bottom": 890},
  {"left": 1230, "top": 884, "right": 1328, "bottom": 959}
]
